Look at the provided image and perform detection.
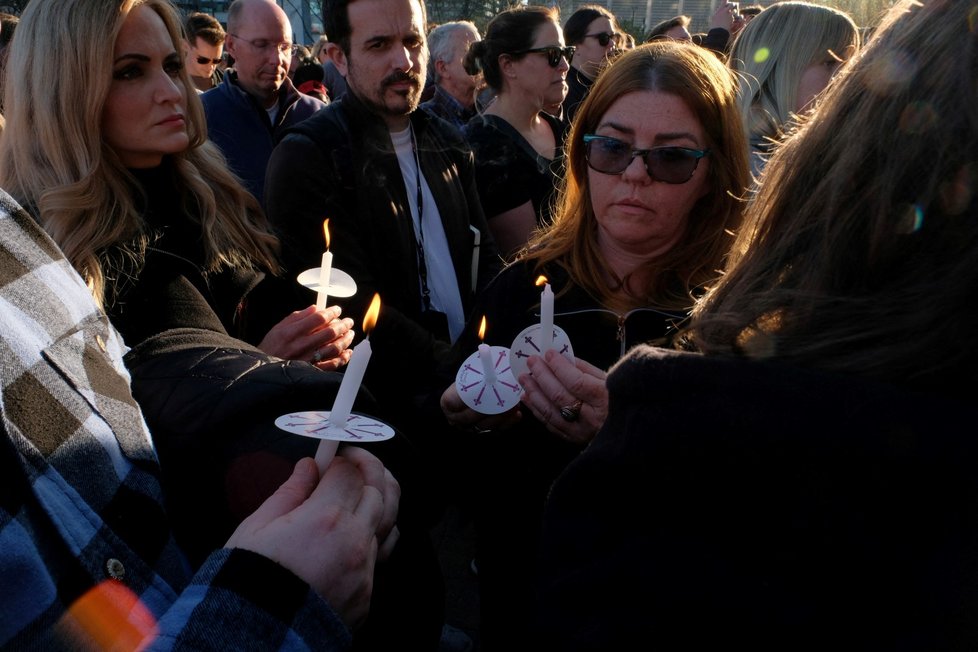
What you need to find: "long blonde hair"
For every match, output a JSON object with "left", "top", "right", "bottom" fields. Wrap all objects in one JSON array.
[
  {"left": 522, "top": 41, "right": 749, "bottom": 312},
  {"left": 0, "top": 0, "right": 280, "bottom": 308},
  {"left": 688, "top": 0, "right": 978, "bottom": 391},
  {"left": 729, "top": 1, "right": 860, "bottom": 145}
]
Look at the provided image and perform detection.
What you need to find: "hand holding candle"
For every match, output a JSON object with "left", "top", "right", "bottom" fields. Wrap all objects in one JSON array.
[
  {"left": 316, "top": 219, "right": 333, "bottom": 310},
  {"left": 455, "top": 315, "right": 521, "bottom": 415},
  {"left": 328, "top": 293, "right": 381, "bottom": 427},
  {"left": 508, "top": 276, "right": 575, "bottom": 382},
  {"left": 274, "top": 293, "right": 392, "bottom": 469}
]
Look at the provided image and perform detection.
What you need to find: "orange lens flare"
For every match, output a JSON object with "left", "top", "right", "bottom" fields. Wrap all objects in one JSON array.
[{"left": 58, "top": 580, "right": 158, "bottom": 651}]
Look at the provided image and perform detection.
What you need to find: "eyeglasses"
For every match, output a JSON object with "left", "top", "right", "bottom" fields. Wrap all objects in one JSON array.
[
  {"left": 229, "top": 33, "right": 296, "bottom": 56},
  {"left": 511, "top": 45, "right": 576, "bottom": 68},
  {"left": 195, "top": 55, "right": 224, "bottom": 65},
  {"left": 583, "top": 134, "right": 710, "bottom": 184},
  {"left": 584, "top": 31, "right": 622, "bottom": 47}
]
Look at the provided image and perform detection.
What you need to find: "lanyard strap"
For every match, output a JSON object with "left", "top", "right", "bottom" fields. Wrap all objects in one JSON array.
[{"left": 410, "top": 124, "right": 432, "bottom": 311}]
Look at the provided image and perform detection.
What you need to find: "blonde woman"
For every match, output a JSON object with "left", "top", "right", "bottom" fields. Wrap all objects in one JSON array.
[
  {"left": 0, "top": 0, "right": 352, "bottom": 367},
  {"left": 0, "top": 2, "right": 457, "bottom": 648},
  {"left": 0, "top": 1, "right": 403, "bottom": 648},
  {"left": 728, "top": 0, "right": 860, "bottom": 176}
]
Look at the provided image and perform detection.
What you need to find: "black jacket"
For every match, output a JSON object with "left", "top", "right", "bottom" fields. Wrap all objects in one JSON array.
[
  {"left": 263, "top": 91, "right": 501, "bottom": 439},
  {"left": 125, "top": 327, "right": 445, "bottom": 652},
  {"left": 443, "top": 259, "right": 687, "bottom": 648},
  {"left": 539, "top": 345, "right": 978, "bottom": 650}
]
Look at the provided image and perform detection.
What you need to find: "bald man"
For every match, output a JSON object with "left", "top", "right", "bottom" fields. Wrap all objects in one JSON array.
[{"left": 201, "top": 0, "right": 326, "bottom": 204}]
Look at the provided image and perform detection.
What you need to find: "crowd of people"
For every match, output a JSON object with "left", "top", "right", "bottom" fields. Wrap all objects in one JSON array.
[{"left": 0, "top": 0, "right": 975, "bottom": 650}]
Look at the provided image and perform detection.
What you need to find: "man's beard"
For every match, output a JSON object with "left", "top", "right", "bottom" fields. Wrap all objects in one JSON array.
[{"left": 349, "top": 63, "right": 425, "bottom": 118}]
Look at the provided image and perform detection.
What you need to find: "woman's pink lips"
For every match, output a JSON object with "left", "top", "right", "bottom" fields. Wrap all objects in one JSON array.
[{"left": 613, "top": 199, "right": 652, "bottom": 214}]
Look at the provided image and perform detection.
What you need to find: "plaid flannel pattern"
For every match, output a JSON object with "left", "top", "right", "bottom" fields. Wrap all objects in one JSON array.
[
  {"left": 0, "top": 191, "right": 349, "bottom": 650},
  {"left": 420, "top": 85, "right": 476, "bottom": 131}
]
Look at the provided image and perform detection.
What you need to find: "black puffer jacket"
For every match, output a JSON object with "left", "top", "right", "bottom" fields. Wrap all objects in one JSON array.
[
  {"left": 123, "top": 327, "right": 413, "bottom": 563},
  {"left": 125, "top": 327, "right": 447, "bottom": 652}
]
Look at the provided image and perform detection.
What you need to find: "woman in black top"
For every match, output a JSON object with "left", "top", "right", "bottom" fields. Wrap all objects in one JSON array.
[{"left": 462, "top": 5, "right": 571, "bottom": 260}]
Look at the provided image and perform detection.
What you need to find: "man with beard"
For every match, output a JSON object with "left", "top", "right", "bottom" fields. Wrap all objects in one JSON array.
[
  {"left": 264, "top": 0, "right": 497, "bottom": 415},
  {"left": 263, "top": 0, "right": 498, "bottom": 647},
  {"left": 202, "top": 0, "right": 326, "bottom": 204}
]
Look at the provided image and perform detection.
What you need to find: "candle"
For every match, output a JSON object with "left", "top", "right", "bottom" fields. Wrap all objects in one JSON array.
[
  {"left": 314, "top": 439, "right": 339, "bottom": 475},
  {"left": 316, "top": 220, "right": 332, "bottom": 310},
  {"left": 328, "top": 293, "right": 381, "bottom": 427},
  {"left": 536, "top": 275, "right": 554, "bottom": 352},
  {"left": 477, "top": 315, "right": 496, "bottom": 384}
]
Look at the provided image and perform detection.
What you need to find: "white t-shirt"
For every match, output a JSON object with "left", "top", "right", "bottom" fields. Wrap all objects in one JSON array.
[{"left": 390, "top": 125, "right": 465, "bottom": 343}]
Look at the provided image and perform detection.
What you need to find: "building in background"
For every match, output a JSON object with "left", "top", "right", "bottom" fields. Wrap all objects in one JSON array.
[
  {"left": 173, "top": 0, "right": 322, "bottom": 45},
  {"left": 169, "top": 0, "right": 745, "bottom": 46}
]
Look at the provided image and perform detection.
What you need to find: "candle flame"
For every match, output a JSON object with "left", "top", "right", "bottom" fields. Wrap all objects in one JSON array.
[
  {"left": 323, "top": 219, "right": 331, "bottom": 249},
  {"left": 535, "top": 275, "right": 548, "bottom": 287},
  {"left": 363, "top": 293, "right": 381, "bottom": 333},
  {"left": 478, "top": 315, "right": 487, "bottom": 340}
]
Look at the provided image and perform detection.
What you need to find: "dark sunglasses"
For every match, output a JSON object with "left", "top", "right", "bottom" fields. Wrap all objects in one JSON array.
[
  {"left": 512, "top": 45, "right": 576, "bottom": 68},
  {"left": 585, "top": 31, "right": 622, "bottom": 47},
  {"left": 195, "top": 55, "right": 224, "bottom": 65},
  {"left": 583, "top": 134, "right": 710, "bottom": 184}
]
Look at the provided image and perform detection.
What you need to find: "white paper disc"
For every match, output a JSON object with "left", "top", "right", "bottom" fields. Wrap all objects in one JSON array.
[
  {"left": 508, "top": 324, "right": 575, "bottom": 381},
  {"left": 275, "top": 411, "right": 394, "bottom": 442},
  {"left": 455, "top": 346, "right": 523, "bottom": 415},
  {"left": 296, "top": 267, "right": 358, "bottom": 298}
]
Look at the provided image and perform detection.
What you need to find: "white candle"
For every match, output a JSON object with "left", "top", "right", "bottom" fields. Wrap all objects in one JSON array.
[
  {"left": 315, "top": 250, "right": 333, "bottom": 310},
  {"left": 539, "top": 282, "right": 554, "bottom": 351},
  {"left": 478, "top": 343, "right": 497, "bottom": 385},
  {"left": 328, "top": 336, "right": 371, "bottom": 426},
  {"left": 314, "top": 439, "right": 339, "bottom": 474}
]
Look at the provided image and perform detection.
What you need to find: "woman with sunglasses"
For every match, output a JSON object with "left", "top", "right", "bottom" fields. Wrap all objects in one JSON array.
[
  {"left": 461, "top": 5, "right": 571, "bottom": 260},
  {"left": 440, "top": 40, "right": 749, "bottom": 649},
  {"left": 562, "top": 4, "right": 623, "bottom": 124}
]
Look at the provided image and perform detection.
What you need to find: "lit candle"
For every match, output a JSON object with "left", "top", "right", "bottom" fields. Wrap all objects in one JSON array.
[
  {"left": 328, "top": 293, "right": 381, "bottom": 427},
  {"left": 535, "top": 275, "right": 554, "bottom": 352},
  {"left": 476, "top": 315, "right": 496, "bottom": 384},
  {"left": 316, "top": 219, "right": 332, "bottom": 310}
]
